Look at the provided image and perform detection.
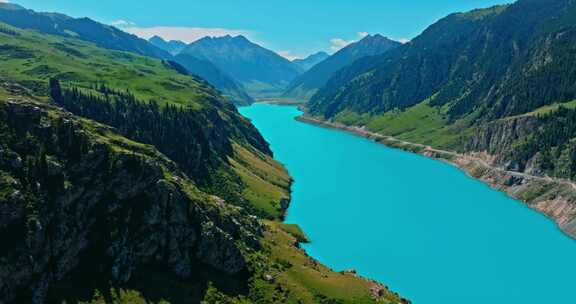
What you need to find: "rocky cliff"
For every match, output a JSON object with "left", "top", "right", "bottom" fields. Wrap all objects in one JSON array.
[
  {"left": 466, "top": 107, "right": 576, "bottom": 180},
  {"left": 466, "top": 116, "right": 540, "bottom": 171},
  {"left": 0, "top": 98, "right": 260, "bottom": 303}
]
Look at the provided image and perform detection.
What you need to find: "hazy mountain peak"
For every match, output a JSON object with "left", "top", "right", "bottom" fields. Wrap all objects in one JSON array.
[
  {"left": 197, "top": 34, "right": 251, "bottom": 45},
  {"left": 295, "top": 51, "right": 329, "bottom": 61},
  {"left": 232, "top": 35, "right": 250, "bottom": 42},
  {"left": 0, "top": 3, "right": 25, "bottom": 11},
  {"left": 180, "top": 34, "right": 302, "bottom": 98},
  {"left": 353, "top": 34, "right": 397, "bottom": 47},
  {"left": 149, "top": 35, "right": 166, "bottom": 42},
  {"left": 148, "top": 35, "right": 187, "bottom": 55},
  {"left": 292, "top": 51, "right": 330, "bottom": 71}
]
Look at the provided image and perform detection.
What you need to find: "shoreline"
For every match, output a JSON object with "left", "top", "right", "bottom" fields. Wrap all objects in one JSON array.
[
  {"left": 296, "top": 114, "right": 576, "bottom": 240},
  {"left": 240, "top": 102, "right": 408, "bottom": 302}
]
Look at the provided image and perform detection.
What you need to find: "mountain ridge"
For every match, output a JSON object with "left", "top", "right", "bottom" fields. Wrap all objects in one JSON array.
[
  {"left": 307, "top": 0, "right": 576, "bottom": 195},
  {"left": 149, "top": 35, "right": 187, "bottom": 55},
  {"left": 0, "top": 3, "right": 170, "bottom": 59},
  {"left": 292, "top": 51, "right": 330, "bottom": 71},
  {"left": 180, "top": 35, "right": 303, "bottom": 99},
  {"left": 283, "top": 34, "right": 401, "bottom": 101}
]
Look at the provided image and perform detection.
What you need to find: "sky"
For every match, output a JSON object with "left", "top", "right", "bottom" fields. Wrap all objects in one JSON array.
[{"left": 10, "top": 0, "right": 514, "bottom": 59}]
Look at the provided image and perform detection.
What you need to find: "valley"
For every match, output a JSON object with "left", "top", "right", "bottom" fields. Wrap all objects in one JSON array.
[
  {"left": 0, "top": 9, "right": 404, "bottom": 304},
  {"left": 2, "top": 0, "right": 576, "bottom": 303}
]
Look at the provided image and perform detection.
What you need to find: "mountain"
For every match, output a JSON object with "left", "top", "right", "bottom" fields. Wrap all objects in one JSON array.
[
  {"left": 0, "top": 19, "right": 405, "bottom": 304},
  {"left": 0, "top": 3, "right": 170, "bottom": 59},
  {"left": 292, "top": 51, "right": 329, "bottom": 71},
  {"left": 284, "top": 34, "right": 401, "bottom": 101},
  {"left": 179, "top": 35, "right": 303, "bottom": 98},
  {"left": 150, "top": 36, "right": 254, "bottom": 104},
  {"left": 174, "top": 53, "right": 255, "bottom": 105},
  {"left": 148, "top": 35, "right": 187, "bottom": 55},
  {"left": 0, "top": 3, "right": 255, "bottom": 105},
  {"left": 308, "top": 0, "right": 576, "bottom": 184}
]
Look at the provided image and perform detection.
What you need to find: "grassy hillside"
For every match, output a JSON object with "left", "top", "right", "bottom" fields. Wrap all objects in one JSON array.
[
  {"left": 332, "top": 100, "right": 465, "bottom": 150},
  {"left": 0, "top": 22, "right": 405, "bottom": 304},
  {"left": 0, "top": 3, "right": 169, "bottom": 59},
  {"left": 0, "top": 23, "right": 213, "bottom": 106},
  {"left": 0, "top": 22, "right": 291, "bottom": 218},
  {"left": 74, "top": 221, "right": 407, "bottom": 304}
]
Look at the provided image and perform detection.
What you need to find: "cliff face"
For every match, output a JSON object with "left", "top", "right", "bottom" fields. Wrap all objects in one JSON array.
[
  {"left": 48, "top": 80, "right": 278, "bottom": 216},
  {"left": 467, "top": 117, "right": 539, "bottom": 154},
  {"left": 466, "top": 116, "right": 540, "bottom": 171},
  {"left": 0, "top": 99, "right": 260, "bottom": 303},
  {"left": 466, "top": 106, "right": 576, "bottom": 180}
]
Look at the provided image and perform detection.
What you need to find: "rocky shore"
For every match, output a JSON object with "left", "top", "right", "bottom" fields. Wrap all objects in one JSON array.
[{"left": 297, "top": 115, "right": 576, "bottom": 240}]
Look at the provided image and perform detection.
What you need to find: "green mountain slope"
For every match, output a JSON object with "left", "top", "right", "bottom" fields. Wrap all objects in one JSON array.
[
  {"left": 0, "top": 3, "right": 170, "bottom": 59},
  {"left": 284, "top": 35, "right": 400, "bottom": 101},
  {"left": 308, "top": 0, "right": 576, "bottom": 180},
  {"left": 0, "top": 3, "right": 255, "bottom": 105},
  {"left": 179, "top": 35, "right": 303, "bottom": 99},
  {"left": 0, "top": 23, "right": 405, "bottom": 304}
]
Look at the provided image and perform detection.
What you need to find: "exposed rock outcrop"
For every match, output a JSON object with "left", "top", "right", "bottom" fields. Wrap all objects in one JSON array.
[
  {"left": 466, "top": 115, "right": 540, "bottom": 170},
  {"left": 0, "top": 99, "right": 261, "bottom": 303}
]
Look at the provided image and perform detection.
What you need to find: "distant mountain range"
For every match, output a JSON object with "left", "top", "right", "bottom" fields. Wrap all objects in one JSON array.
[
  {"left": 0, "top": 2, "right": 407, "bottom": 106},
  {"left": 0, "top": 2, "right": 255, "bottom": 104},
  {"left": 149, "top": 35, "right": 187, "bottom": 55},
  {"left": 292, "top": 51, "right": 329, "bottom": 71},
  {"left": 179, "top": 35, "right": 304, "bottom": 98},
  {"left": 284, "top": 34, "right": 401, "bottom": 101},
  {"left": 0, "top": 2, "right": 170, "bottom": 59}
]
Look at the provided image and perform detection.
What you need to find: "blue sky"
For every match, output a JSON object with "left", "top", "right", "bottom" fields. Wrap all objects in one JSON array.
[{"left": 12, "top": 0, "right": 513, "bottom": 59}]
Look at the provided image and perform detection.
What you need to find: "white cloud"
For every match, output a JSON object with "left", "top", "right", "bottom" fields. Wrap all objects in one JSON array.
[
  {"left": 330, "top": 32, "right": 371, "bottom": 52},
  {"left": 329, "top": 38, "right": 352, "bottom": 52},
  {"left": 121, "top": 25, "right": 251, "bottom": 44},
  {"left": 398, "top": 38, "right": 411, "bottom": 44},
  {"left": 0, "top": 0, "right": 9, "bottom": 2},
  {"left": 109, "top": 20, "right": 136, "bottom": 28},
  {"left": 277, "top": 50, "right": 302, "bottom": 61}
]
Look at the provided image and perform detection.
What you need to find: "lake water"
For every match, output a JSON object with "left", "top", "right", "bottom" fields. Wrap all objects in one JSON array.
[{"left": 239, "top": 103, "right": 576, "bottom": 304}]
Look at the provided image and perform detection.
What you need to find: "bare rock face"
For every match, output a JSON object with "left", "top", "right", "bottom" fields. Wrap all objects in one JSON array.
[
  {"left": 196, "top": 221, "right": 245, "bottom": 273},
  {"left": 466, "top": 115, "right": 540, "bottom": 170},
  {"left": 0, "top": 100, "right": 262, "bottom": 303}
]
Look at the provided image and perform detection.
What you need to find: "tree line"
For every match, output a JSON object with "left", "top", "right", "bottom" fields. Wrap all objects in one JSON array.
[{"left": 49, "top": 78, "right": 229, "bottom": 184}]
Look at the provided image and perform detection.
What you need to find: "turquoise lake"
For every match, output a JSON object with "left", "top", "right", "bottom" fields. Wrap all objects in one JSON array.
[{"left": 239, "top": 103, "right": 576, "bottom": 304}]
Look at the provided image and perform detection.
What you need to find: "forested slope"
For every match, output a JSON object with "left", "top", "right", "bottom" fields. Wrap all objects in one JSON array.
[
  {"left": 0, "top": 22, "right": 406, "bottom": 304},
  {"left": 308, "top": 0, "right": 576, "bottom": 181}
]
